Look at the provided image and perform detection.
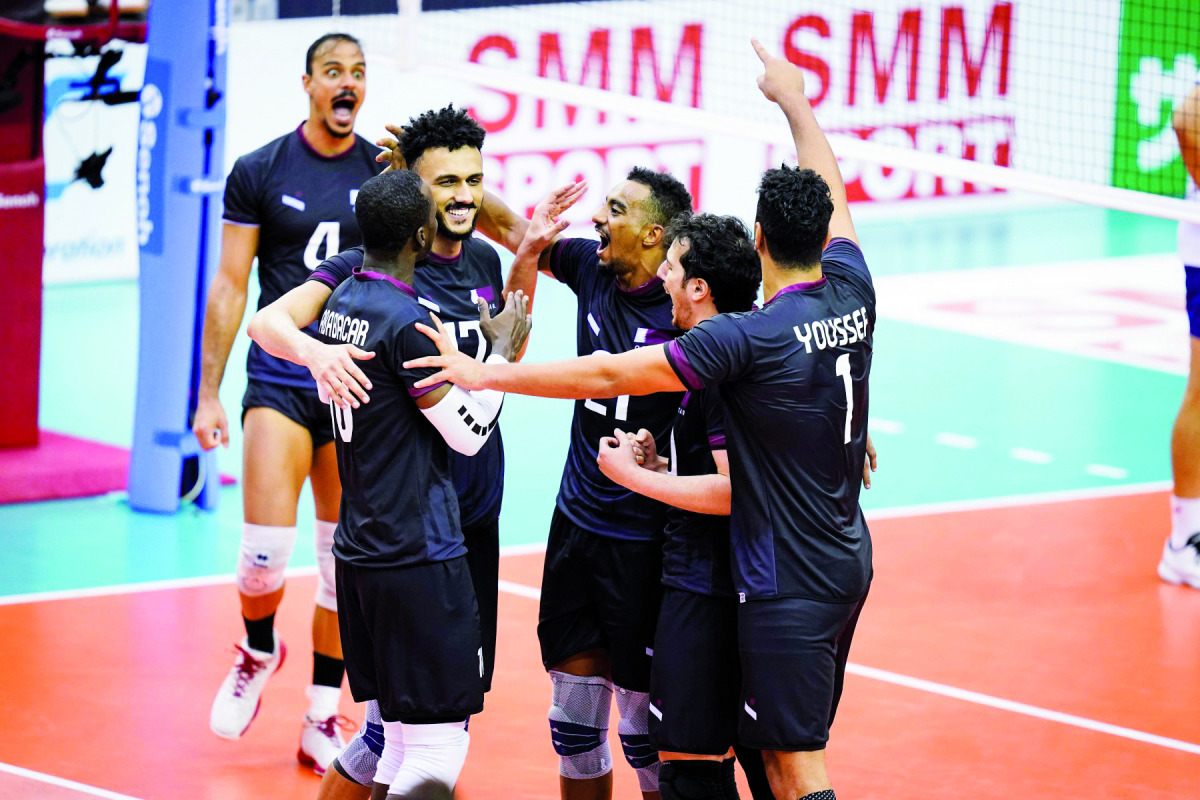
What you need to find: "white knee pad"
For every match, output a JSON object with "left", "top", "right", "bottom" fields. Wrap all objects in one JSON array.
[
  {"left": 388, "top": 721, "right": 470, "bottom": 796},
  {"left": 314, "top": 519, "right": 338, "bottom": 612},
  {"left": 548, "top": 671, "right": 613, "bottom": 780},
  {"left": 615, "top": 686, "right": 659, "bottom": 792},
  {"left": 337, "top": 699, "right": 383, "bottom": 786},
  {"left": 236, "top": 523, "right": 296, "bottom": 597},
  {"left": 376, "top": 717, "right": 406, "bottom": 788}
]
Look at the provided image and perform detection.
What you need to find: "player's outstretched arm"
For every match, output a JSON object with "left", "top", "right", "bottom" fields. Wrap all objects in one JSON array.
[
  {"left": 193, "top": 223, "right": 258, "bottom": 450},
  {"left": 502, "top": 181, "right": 587, "bottom": 314},
  {"left": 752, "top": 38, "right": 857, "bottom": 245},
  {"left": 1174, "top": 84, "right": 1200, "bottom": 184},
  {"left": 598, "top": 431, "right": 732, "bottom": 515},
  {"left": 405, "top": 327, "right": 685, "bottom": 399},
  {"left": 247, "top": 281, "right": 375, "bottom": 409}
]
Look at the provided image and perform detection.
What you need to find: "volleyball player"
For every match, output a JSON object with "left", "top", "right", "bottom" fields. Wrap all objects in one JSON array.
[
  {"left": 403, "top": 40, "right": 875, "bottom": 800},
  {"left": 317, "top": 168, "right": 529, "bottom": 799},
  {"left": 194, "top": 33, "right": 376, "bottom": 772},
  {"left": 1158, "top": 82, "right": 1200, "bottom": 588}
]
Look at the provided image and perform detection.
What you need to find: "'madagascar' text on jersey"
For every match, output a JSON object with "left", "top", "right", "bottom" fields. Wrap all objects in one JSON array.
[
  {"left": 661, "top": 388, "right": 735, "bottom": 598},
  {"left": 316, "top": 269, "right": 463, "bottom": 568},
  {"left": 664, "top": 238, "right": 874, "bottom": 601},
  {"left": 549, "top": 237, "right": 683, "bottom": 541},
  {"left": 223, "top": 126, "right": 379, "bottom": 388},
  {"left": 309, "top": 238, "right": 505, "bottom": 526}
]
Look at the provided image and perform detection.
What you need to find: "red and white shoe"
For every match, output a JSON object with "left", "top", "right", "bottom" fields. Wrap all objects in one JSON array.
[
  {"left": 298, "top": 712, "right": 354, "bottom": 775},
  {"left": 209, "top": 637, "right": 286, "bottom": 739}
]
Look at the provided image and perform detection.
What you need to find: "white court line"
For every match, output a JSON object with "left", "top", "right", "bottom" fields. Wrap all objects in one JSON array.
[
  {"left": 0, "top": 483, "right": 1172, "bottom": 606},
  {"left": 934, "top": 432, "right": 978, "bottom": 449},
  {"left": 870, "top": 418, "right": 906, "bottom": 435},
  {"left": 494, "top": 579, "right": 1200, "bottom": 757},
  {"left": 0, "top": 762, "right": 145, "bottom": 800},
  {"left": 1086, "top": 464, "right": 1130, "bottom": 480},
  {"left": 1009, "top": 447, "right": 1054, "bottom": 464}
]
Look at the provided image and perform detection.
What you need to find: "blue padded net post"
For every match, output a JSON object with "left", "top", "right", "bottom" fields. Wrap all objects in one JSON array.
[{"left": 128, "top": 0, "right": 227, "bottom": 513}]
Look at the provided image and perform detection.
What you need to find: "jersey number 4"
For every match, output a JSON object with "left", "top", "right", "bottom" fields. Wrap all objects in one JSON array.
[{"left": 304, "top": 222, "right": 340, "bottom": 270}]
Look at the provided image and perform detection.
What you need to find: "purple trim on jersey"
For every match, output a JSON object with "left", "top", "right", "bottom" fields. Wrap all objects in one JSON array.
[
  {"left": 474, "top": 285, "right": 496, "bottom": 304},
  {"left": 666, "top": 340, "right": 704, "bottom": 390},
  {"left": 708, "top": 434, "right": 726, "bottom": 449},
  {"left": 408, "top": 380, "right": 448, "bottom": 398},
  {"left": 425, "top": 250, "right": 460, "bottom": 266},
  {"left": 294, "top": 123, "right": 369, "bottom": 161},
  {"left": 640, "top": 328, "right": 674, "bottom": 345},
  {"left": 355, "top": 268, "right": 418, "bottom": 297},
  {"left": 620, "top": 276, "right": 665, "bottom": 296},
  {"left": 767, "top": 277, "right": 827, "bottom": 305},
  {"left": 309, "top": 268, "right": 340, "bottom": 289},
  {"left": 679, "top": 391, "right": 691, "bottom": 409}
]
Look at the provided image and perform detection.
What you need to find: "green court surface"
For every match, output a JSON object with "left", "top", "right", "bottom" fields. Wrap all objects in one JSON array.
[{"left": 0, "top": 203, "right": 1184, "bottom": 597}]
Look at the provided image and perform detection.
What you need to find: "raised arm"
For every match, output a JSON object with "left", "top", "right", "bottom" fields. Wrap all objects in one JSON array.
[
  {"left": 753, "top": 38, "right": 857, "bottom": 245},
  {"left": 1175, "top": 83, "right": 1200, "bottom": 184},
  {"left": 192, "top": 223, "right": 258, "bottom": 450},
  {"left": 246, "top": 280, "right": 375, "bottom": 409},
  {"left": 501, "top": 180, "right": 587, "bottom": 311}
]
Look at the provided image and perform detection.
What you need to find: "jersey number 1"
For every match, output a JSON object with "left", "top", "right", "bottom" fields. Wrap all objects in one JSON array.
[{"left": 836, "top": 353, "right": 853, "bottom": 445}]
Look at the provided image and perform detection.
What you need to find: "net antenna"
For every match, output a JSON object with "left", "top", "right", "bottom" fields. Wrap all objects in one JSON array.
[{"left": 417, "top": 58, "right": 1200, "bottom": 226}]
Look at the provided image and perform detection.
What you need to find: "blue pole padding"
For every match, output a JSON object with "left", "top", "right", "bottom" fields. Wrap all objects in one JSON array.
[{"left": 128, "top": 0, "right": 227, "bottom": 514}]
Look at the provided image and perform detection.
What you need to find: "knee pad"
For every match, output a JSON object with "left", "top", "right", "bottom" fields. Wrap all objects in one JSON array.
[
  {"left": 335, "top": 700, "right": 384, "bottom": 786},
  {"left": 615, "top": 686, "right": 659, "bottom": 792},
  {"left": 388, "top": 720, "right": 469, "bottom": 796},
  {"left": 659, "top": 759, "right": 737, "bottom": 800},
  {"left": 314, "top": 519, "right": 338, "bottom": 611},
  {"left": 548, "top": 671, "right": 613, "bottom": 780},
  {"left": 236, "top": 523, "right": 296, "bottom": 596}
]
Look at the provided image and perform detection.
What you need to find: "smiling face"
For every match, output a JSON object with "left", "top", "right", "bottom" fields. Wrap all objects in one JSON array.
[
  {"left": 413, "top": 146, "right": 484, "bottom": 244},
  {"left": 591, "top": 179, "right": 653, "bottom": 283},
  {"left": 657, "top": 238, "right": 701, "bottom": 330},
  {"left": 303, "top": 39, "right": 365, "bottom": 140}
]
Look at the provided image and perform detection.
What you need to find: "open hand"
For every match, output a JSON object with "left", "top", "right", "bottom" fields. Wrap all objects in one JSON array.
[
  {"left": 479, "top": 290, "right": 532, "bottom": 362},
  {"left": 307, "top": 341, "right": 376, "bottom": 409},
  {"left": 375, "top": 124, "right": 406, "bottom": 173}
]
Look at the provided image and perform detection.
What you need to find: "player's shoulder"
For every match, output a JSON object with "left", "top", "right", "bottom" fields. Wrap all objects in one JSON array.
[
  {"left": 462, "top": 236, "right": 502, "bottom": 266},
  {"left": 821, "top": 238, "right": 873, "bottom": 289},
  {"left": 233, "top": 129, "right": 298, "bottom": 171}
]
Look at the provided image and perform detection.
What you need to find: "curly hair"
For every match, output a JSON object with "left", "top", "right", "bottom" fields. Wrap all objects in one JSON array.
[
  {"left": 400, "top": 105, "right": 487, "bottom": 168},
  {"left": 665, "top": 213, "right": 761, "bottom": 314},
  {"left": 354, "top": 171, "right": 432, "bottom": 257},
  {"left": 627, "top": 167, "right": 693, "bottom": 229},
  {"left": 305, "top": 33, "right": 362, "bottom": 76},
  {"left": 755, "top": 165, "right": 834, "bottom": 267}
]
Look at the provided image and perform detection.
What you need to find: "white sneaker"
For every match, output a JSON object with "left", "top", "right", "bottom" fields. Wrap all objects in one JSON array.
[
  {"left": 209, "top": 638, "right": 286, "bottom": 739},
  {"left": 1158, "top": 535, "right": 1200, "bottom": 589},
  {"left": 44, "top": 0, "right": 90, "bottom": 16},
  {"left": 297, "top": 713, "right": 353, "bottom": 775}
]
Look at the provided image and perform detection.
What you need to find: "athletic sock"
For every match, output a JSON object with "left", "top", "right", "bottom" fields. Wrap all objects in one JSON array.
[
  {"left": 1171, "top": 495, "right": 1200, "bottom": 548},
  {"left": 243, "top": 614, "right": 275, "bottom": 654},
  {"left": 306, "top": 684, "right": 342, "bottom": 720},
  {"left": 798, "top": 791, "right": 836, "bottom": 800},
  {"left": 312, "top": 651, "right": 345, "bottom": 689}
]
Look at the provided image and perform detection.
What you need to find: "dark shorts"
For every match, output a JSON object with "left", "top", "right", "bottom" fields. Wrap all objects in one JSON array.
[
  {"left": 537, "top": 507, "right": 663, "bottom": 691},
  {"left": 463, "top": 514, "right": 499, "bottom": 693},
  {"left": 242, "top": 379, "right": 334, "bottom": 449},
  {"left": 336, "top": 556, "right": 484, "bottom": 723},
  {"left": 737, "top": 590, "right": 869, "bottom": 751},
  {"left": 648, "top": 588, "right": 741, "bottom": 755},
  {"left": 1186, "top": 265, "right": 1200, "bottom": 339}
]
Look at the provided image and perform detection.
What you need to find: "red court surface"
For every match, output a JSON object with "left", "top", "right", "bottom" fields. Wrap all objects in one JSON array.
[{"left": 1, "top": 489, "right": 1196, "bottom": 799}]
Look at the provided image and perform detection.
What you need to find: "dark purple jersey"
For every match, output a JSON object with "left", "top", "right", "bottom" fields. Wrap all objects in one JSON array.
[
  {"left": 223, "top": 125, "right": 379, "bottom": 388},
  {"left": 547, "top": 237, "right": 684, "bottom": 541},
  {"left": 309, "top": 238, "right": 506, "bottom": 526},
  {"left": 316, "top": 269, "right": 463, "bottom": 568},
  {"left": 663, "top": 238, "right": 874, "bottom": 602},
  {"left": 660, "top": 387, "right": 735, "bottom": 598}
]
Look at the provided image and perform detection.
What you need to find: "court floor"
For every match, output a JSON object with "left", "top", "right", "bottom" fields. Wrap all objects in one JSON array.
[{"left": 1, "top": 202, "right": 1196, "bottom": 798}]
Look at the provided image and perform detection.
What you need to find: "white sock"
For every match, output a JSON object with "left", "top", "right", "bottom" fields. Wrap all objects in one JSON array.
[
  {"left": 1171, "top": 495, "right": 1200, "bottom": 548},
  {"left": 306, "top": 684, "right": 341, "bottom": 719},
  {"left": 376, "top": 719, "right": 405, "bottom": 787}
]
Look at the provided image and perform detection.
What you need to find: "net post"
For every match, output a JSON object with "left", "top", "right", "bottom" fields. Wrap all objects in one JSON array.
[{"left": 128, "top": 0, "right": 228, "bottom": 513}]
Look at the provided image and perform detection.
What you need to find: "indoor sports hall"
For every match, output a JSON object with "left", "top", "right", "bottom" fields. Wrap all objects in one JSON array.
[{"left": 0, "top": 1, "right": 1197, "bottom": 798}]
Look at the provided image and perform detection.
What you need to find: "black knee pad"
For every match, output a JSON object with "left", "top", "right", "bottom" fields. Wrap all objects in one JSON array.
[{"left": 659, "top": 759, "right": 738, "bottom": 800}]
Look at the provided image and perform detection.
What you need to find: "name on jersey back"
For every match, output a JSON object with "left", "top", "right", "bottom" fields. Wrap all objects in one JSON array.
[
  {"left": 319, "top": 308, "right": 370, "bottom": 348},
  {"left": 793, "top": 305, "right": 870, "bottom": 354}
]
